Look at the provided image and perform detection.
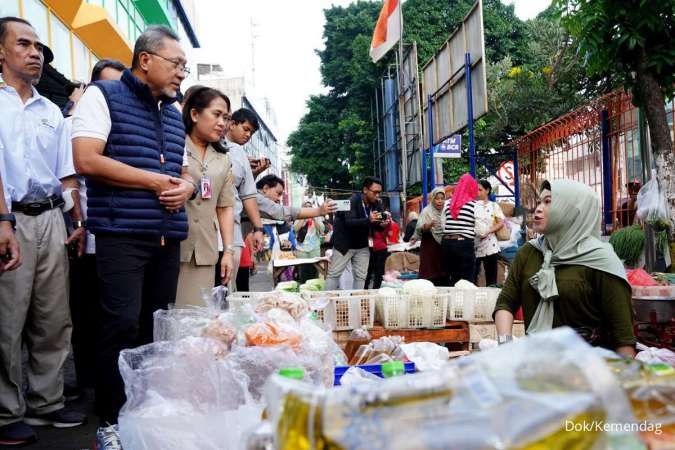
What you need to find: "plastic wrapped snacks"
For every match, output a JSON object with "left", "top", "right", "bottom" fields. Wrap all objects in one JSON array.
[
  {"left": 228, "top": 345, "right": 326, "bottom": 401},
  {"left": 265, "top": 327, "right": 643, "bottom": 450},
  {"left": 118, "top": 337, "right": 262, "bottom": 450}
]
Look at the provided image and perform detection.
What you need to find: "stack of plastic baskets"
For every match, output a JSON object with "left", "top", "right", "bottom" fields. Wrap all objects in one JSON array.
[
  {"left": 302, "top": 290, "right": 376, "bottom": 331},
  {"left": 443, "top": 287, "right": 501, "bottom": 321},
  {"left": 375, "top": 290, "right": 449, "bottom": 329}
]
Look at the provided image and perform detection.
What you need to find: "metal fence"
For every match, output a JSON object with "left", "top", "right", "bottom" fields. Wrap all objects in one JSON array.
[{"left": 513, "top": 90, "right": 675, "bottom": 233}]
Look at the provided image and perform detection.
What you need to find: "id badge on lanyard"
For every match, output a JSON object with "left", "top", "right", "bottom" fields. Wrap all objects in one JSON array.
[{"left": 200, "top": 176, "right": 212, "bottom": 199}]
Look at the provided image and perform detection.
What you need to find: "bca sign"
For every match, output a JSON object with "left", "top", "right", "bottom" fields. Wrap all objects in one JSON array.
[
  {"left": 435, "top": 134, "right": 461, "bottom": 159},
  {"left": 497, "top": 161, "right": 515, "bottom": 187}
]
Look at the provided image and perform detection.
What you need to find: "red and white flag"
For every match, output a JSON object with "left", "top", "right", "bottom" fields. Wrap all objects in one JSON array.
[{"left": 370, "top": 0, "right": 401, "bottom": 63}]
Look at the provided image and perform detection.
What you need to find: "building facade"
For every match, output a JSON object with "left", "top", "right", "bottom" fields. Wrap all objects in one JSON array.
[
  {"left": 195, "top": 72, "right": 280, "bottom": 176},
  {"left": 1, "top": 0, "right": 199, "bottom": 105}
]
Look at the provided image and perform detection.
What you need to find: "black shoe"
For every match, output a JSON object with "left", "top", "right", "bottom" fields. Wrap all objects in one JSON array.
[
  {"left": 64, "top": 384, "right": 82, "bottom": 402},
  {"left": 24, "top": 408, "right": 87, "bottom": 428},
  {"left": 0, "top": 421, "right": 37, "bottom": 446}
]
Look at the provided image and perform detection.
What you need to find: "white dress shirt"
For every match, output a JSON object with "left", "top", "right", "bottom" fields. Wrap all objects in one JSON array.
[
  {"left": 0, "top": 136, "right": 10, "bottom": 211},
  {"left": 0, "top": 85, "right": 75, "bottom": 203},
  {"left": 225, "top": 139, "right": 257, "bottom": 248}
]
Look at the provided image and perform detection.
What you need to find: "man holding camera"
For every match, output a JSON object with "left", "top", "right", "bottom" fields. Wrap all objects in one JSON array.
[{"left": 325, "top": 176, "right": 385, "bottom": 290}]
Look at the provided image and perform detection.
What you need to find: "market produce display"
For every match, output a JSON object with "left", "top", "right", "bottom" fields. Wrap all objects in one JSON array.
[
  {"left": 266, "top": 328, "right": 667, "bottom": 450},
  {"left": 609, "top": 225, "right": 645, "bottom": 267}
]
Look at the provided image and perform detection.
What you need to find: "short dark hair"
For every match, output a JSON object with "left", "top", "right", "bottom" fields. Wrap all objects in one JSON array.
[
  {"left": 363, "top": 176, "right": 383, "bottom": 189},
  {"left": 131, "top": 25, "right": 179, "bottom": 70},
  {"left": 91, "top": 59, "right": 125, "bottom": 82},
  {"left": 0, "top": 17, "right": 31, "bottom": 45},
  {"left": 182, "top": 86, "right": 231, "bottom": 136},
  {"left": 478, "top": 179, "right": 492, "bottom": 194},
  {"left": 231, "top": 108, "right": 259, "bottom": 132},
  {"left": 256, "top": 174, "right": 284, "bottom": 190}
]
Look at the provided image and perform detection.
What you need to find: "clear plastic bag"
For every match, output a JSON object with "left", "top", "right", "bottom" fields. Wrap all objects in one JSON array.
[
  {"left": 637, "top": 174, "right": 671, "bottom": 229},
  {"left": 228, "top": 344, "right": 326, "bottom": 401},
  {"left": 154, "top": 286, "right": 236, "bottom": 344},
  {"left": 266, "top": 327, "right": 643, "bottom": 450},
  {"left": 118, "top": 337, "right": 262, "bottom": 450}
]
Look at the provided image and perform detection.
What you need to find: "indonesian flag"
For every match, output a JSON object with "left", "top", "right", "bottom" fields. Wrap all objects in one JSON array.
[{"left": 370, "top": 0, "right": 401, "bottom": 63}]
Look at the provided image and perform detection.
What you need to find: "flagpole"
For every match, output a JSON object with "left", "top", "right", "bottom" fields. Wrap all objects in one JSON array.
[{"left": 396, "top": 0, "right": 408, "bottom": 222}]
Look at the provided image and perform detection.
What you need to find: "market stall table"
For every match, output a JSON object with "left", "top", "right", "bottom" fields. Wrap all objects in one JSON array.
[
  {"left": 272, "top": 256, "right": 330, "bottom": 286},
  {"left": 336, "top": 321, "right": 471, "bottom": 360}
]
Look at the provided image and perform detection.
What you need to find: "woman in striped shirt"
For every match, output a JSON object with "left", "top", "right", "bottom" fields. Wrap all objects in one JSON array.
[{"left": 441, "top": 174, "right": 479, "bottom": 285}]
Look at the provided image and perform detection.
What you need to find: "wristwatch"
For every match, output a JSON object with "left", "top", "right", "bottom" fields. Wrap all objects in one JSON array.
[
  {"left": 0, "top": 213, "right": 16, "bottom": 230},
  {"left": 253, "top": 226, "right": 264, "bottom": 233},
  {"left": 497, "top": 335, "right": 513, "bottom": 345},
  {"left": 224, "top": 244, "right": 235, "bottom": 254},
  {"left": 72, "top": 220, "right": 86, "bottom": 229},
  {"left": 189, "top": 181, "right": 199, "bottom": 200}
]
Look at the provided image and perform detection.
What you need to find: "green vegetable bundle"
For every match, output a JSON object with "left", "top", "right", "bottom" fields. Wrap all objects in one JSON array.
[{"left": 609, "top": 225, "right": 645, "bottom": 267}]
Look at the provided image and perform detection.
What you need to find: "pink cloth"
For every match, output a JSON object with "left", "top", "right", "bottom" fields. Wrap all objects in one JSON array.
[{"left": 449, "top": 174, "right": 478, "bottom": 219}]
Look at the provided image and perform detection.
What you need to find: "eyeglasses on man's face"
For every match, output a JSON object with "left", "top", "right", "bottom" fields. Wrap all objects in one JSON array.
[{"left": 146, "top": 51, "right": 191, "bottom": 75}]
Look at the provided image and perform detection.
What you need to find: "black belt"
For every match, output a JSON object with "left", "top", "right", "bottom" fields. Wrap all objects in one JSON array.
[
  {"left": 443, "top": 234, "right": 467, "bottom": 241},
  {"left": 12, "top": 195, "right": 64, "bottom": 216}
]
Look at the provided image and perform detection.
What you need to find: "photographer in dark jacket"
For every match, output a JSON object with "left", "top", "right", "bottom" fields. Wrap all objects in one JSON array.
[{"left": 325, "top": 177, "right": 384, "bottom": 290}]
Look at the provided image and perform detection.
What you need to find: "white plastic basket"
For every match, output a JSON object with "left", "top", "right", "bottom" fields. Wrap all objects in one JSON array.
[
  {"left": 443, "top": 287, "right": 501, "bottom": 322},
  {"left": 227, "top": 291, "right": 270, "bottom": 312},
  {"left": 376, "top": 292, "right": 449, "bottom": 329},
  {"left": 302, "top": 290, "right": 376, "bottom": 331}
]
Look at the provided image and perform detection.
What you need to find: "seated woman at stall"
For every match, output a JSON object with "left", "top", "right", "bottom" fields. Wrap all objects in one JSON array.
[
  {"left": 411, "top": 187, "right": 448, "bottom": 286},
  {"left": 494, "top": 180, "right": 636, "bottom": 357}
]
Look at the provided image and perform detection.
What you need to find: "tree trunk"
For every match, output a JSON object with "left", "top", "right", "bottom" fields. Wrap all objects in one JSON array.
[{"left": 634, "top": 69, "right": 675, "bottom": 227}]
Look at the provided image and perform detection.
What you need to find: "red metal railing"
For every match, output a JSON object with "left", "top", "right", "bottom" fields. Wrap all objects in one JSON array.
[{"left": 513, "top": 90, "right": 675, "bottom": 232}]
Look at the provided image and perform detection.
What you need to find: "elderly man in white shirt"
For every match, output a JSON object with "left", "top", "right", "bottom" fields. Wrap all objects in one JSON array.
[{"left": 0, "top": 17, "right": 86, "bottom": 445}]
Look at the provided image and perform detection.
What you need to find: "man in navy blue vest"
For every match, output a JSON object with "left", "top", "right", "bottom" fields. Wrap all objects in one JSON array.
[{"left": 72, "top": 26, "right": 195, "bottom": 424}]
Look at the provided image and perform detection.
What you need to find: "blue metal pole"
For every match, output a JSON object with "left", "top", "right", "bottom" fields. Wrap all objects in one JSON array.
[
  {"left": 430, "top": 147, "right": 436, "bottom": 189},
  {"left": 465, "top": 53, "right": 476, "bottom": 177},
  {"left": 513, "top": 151, "right": 521, "bottom": 208},
  {"left": 423, "top": 94, "right": 434, "bottom": 207},
  {"left": 601, "top": 109, "right": 613, "bottom": 233}
]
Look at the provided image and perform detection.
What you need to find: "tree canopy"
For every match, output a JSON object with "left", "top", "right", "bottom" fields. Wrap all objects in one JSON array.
[{"left": 289, "top": 0, "right": 591, "bottom": 190}]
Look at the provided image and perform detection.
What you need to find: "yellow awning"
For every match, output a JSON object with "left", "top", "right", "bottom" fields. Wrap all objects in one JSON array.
[{"left": 42, "top": 0, "right": 133, "bottom": 66}]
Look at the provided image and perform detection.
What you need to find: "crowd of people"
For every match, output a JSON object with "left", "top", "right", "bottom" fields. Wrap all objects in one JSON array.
[{"left": 0, "top": 16, "right": 638, "bottom": 447}]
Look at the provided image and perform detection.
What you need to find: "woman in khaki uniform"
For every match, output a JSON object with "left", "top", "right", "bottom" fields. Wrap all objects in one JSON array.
[{"left": 176, "top": 87, "right": 235, "bottom": 307}]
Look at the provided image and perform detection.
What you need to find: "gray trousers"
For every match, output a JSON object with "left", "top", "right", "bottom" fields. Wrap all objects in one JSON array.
[
  {"left": 325, "top": 247, "right": 370, "bottom": 290},
  {"left": 0, "top": 209, "right": 71, "bottom": 426}
]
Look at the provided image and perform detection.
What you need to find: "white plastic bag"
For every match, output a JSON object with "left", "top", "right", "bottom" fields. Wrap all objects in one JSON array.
[
  {"left": 118, "top": 338, "right": 262, "bottom": 450},
  {"left": 400, "top": 342, "right": 449, "bottom": 371},
  {"left": 635, "top": 343, "right": 675, "bottom": 366},
  {"left": 339, "top": 366, "right": 382, "bottom": 386},
  {"left": 636, "top": 174, "right": 670, "bottom": 229}
]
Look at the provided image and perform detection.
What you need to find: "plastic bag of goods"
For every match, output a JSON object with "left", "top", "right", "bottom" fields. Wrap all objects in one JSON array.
[
  {"left": 265, "top": 327, "right": 644, "bottom": 450},
  {"left": 605, "top": 357, "right": 675, "bottom": 448},
  {"left": 118, "top": 337, "right": 262, "bottom": 450},
  {"left": 153, "top": 285, "right": 234, "bottom": 342},
  {"left": 232, "top": 309, "right": 344, "bottom": 399}
]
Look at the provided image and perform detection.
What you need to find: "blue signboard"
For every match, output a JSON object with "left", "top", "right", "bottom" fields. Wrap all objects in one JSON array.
[{"left": 435, "top": 134, "right": 461, "bottom": 158}]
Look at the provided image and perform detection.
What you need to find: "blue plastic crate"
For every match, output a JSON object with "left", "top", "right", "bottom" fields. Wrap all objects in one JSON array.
[{"left": 333, "top": 362, "right": 416, "bottom": 386}]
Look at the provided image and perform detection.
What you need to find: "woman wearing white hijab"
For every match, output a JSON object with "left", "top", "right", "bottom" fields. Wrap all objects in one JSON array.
[
  {"left": 494, "top": 180, "right": 635, "bottom": 357},
  {"left": 411, "top": 187, "right": 448, "bottom": 285}
]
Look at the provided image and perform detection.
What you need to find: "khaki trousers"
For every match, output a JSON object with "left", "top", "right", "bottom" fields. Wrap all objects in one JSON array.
[
  {"left": 227, "top": 246, "right": 242, "bottom": 293},
  {"left": 0, "top": 208, "right": 71, "bottom": 426},
  {"left": 176, "top": 255, "right": 221, "bottom": 308}
]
